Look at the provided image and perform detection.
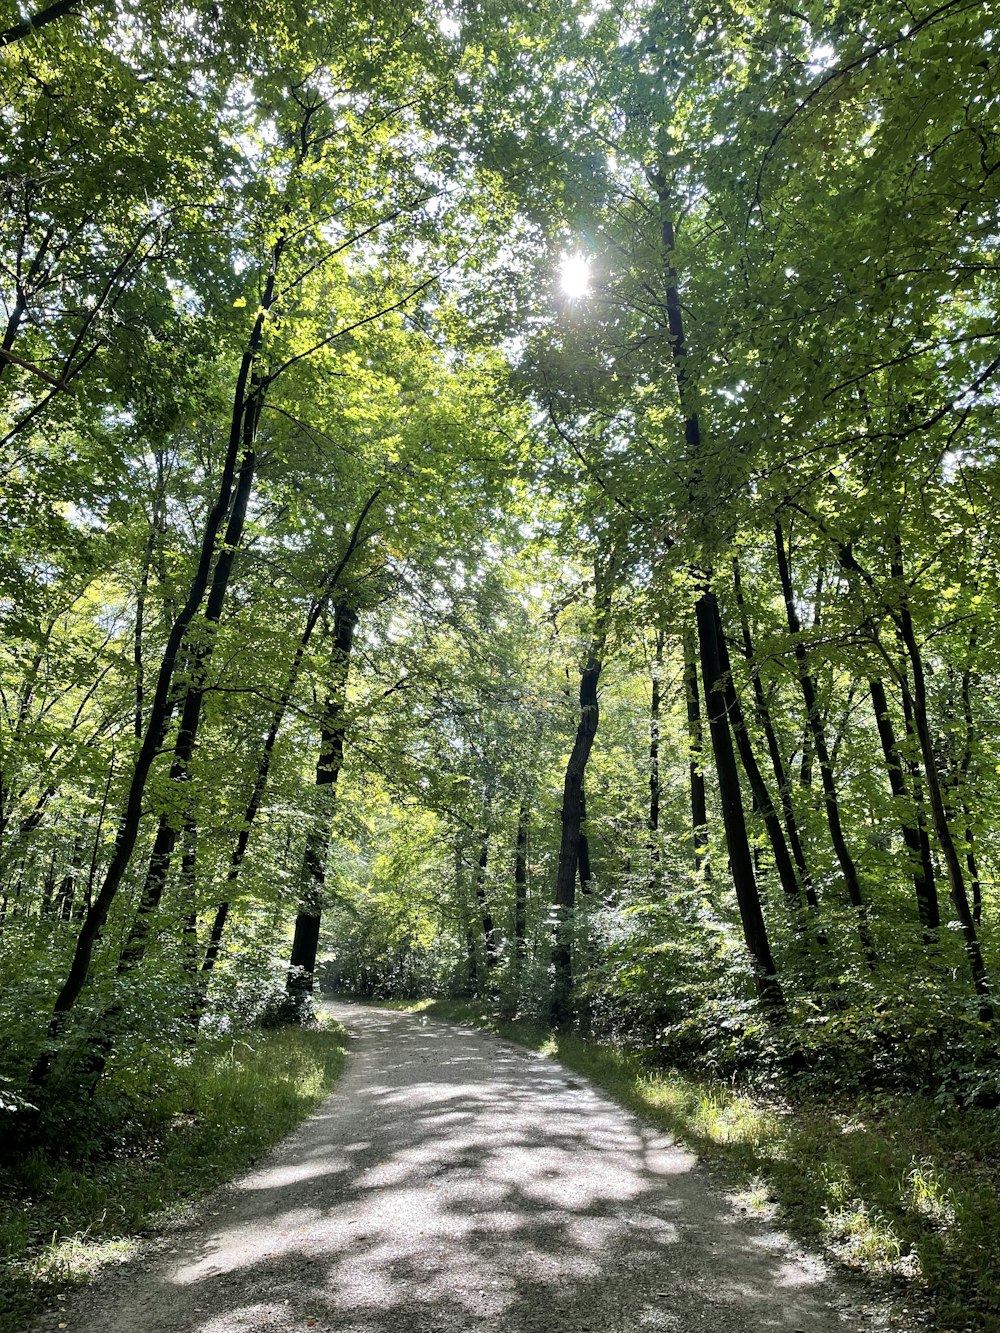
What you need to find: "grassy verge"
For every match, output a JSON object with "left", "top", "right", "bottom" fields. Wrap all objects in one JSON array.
[
  {"left": 382, "top": 998, "right": 998, "bottom": 1332},
  {"left": 0, "top": 1021, "right": 348, "bottom": 1333}
]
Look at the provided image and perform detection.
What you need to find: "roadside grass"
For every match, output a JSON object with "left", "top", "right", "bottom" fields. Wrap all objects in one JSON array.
[
  {"left": 0, "top": 1021, "right": 348, "bottom": 1333},
  {"left": 382, "top": 998, "right": 1000, "bottom": 1332}
]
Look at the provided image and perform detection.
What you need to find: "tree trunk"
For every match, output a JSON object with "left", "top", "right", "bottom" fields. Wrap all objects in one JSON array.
[
  {"left": 53, "top": 835, "right": 84, "bottom": 921},
  {"left": 513, "top": 803, "right": 528, "bottom": 962},
  {"left": 732, "top": 556, "right": 819, "bottom": 912},
  {"left": 714, "top": 602, "right": 803, "bottom": 909},
  {"left": 284, "top": 601, "right": 358, "bottom": 1013},
  {"left": 647, "top": 169, "right": 781, "bottom": 1009},
  {"left": 31, "top": 237, "right": 286, "bottom": 1087},
  {"left": 191, "top": 492, "right": 381, "bottom": 1027},
  {"left": 115, "top": 439, "right": 258, "bottom": 977},
  {"left": 890, "top": 540, "right": 991, "bottom": 1015},
  {"left": 475, "top": 828, "right": 497, "bottom": 968},
  {"left": 774, "top": 518, "right": 875, "bottom": 966},
  {"left": 550, "top": 568, "right": 614, "bottom": 1028},
  {"left": 695, "top": 588, "right": 785, "bottom": 1010},
  {"left": 577, "top": 786, "right": 593, "bottom": 893},
  {"left": 455, "top": 840, "right": 479, "bottom": 992},
  {"left": 681, "top": 628, "right": 709, "bottom": 875},
  {"left": 649, "top": 629, "right": 663, "bottom": 839},
  {"left": 959, "top": 663, "right": 983, "bottom": 925},
  {"left": 869, "top": 676, "right": 940, "bottom": 932}
]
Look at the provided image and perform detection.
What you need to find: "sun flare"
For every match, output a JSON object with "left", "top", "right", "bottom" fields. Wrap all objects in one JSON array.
[{"left": 559, "top": 252, "right": 591, "bottom": 299}]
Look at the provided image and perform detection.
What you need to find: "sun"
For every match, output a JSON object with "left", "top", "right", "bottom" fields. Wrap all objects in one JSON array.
[{"left": 559, "top": 252, "right": 591, "bottom": 299}]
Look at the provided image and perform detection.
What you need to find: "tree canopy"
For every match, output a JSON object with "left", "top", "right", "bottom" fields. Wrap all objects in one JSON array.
[{"left": 1, "top": 0, "right": 999, "bottom": 1139}]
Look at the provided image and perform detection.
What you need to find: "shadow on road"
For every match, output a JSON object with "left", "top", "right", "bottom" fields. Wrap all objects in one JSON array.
[{"left": 62, "top": 1005, "right": 871, "bottom": 1333}]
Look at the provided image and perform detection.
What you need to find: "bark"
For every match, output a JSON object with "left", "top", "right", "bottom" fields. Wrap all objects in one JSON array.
[
  {"left": 774, "top": 518, "right": 876, "bottom": 965},
  {"left": 53, "top": 835, "right": 84, "bottom": 920},
  {"left": 514, "top": 803, "right": 528, "bottom": 962},
  {"left": 115, "top": 438, "right": 259, "bottom": 978},
  {"left": 869, "top": 677, "right": 940, "bottom": 932},
  {"left": 1, "top": 0, "right": 89, "bottom": 46},
  {"left": 40, "top": 851, "right": 57, "bottom": 916},
  {"left": 134, "top": 458, "right": 167, "bottom": 740},
  {"left": 285, "top": 601, "right": 358, "bottom": 1009},
  {"left": 959, "top": 663, "right": 983, "bottom": 925},
  {"left": 649, "top": 630, "right": 664, "bottom": 838},
  {"left": 647, "top": 169, "right": 781, "bottom": 1008},
  {"left": 31, "top": 235, "right": 286, "bottom": 1087},
  {"left": 133, "top": 525, "right": 156, "bottom": 741},
  {"left": 682, "top": 628, "right": 709, "bottom": 875},
  {"left": 799, "top": 731, "right": 814, "bottom": 788},
  {"left": 695, "top": 589, "right": 784, "bottom": 1009},
  {"left": 0, "top": 229, "right": 54, "bottom": 383},
  {"left": 890, "top": 540, "right": 991, "bottom": 1014},
  {"left": 180, "top": 825, "right": 199, "bottom": 985},
  {"left": 831, "top": 539, "right": 939, "bottom": 933},
  {"left": 578, "top": 786, "right": 593, "bottom": 893},
  {"left": 732, "top": 556, "right": 818, "bottom": 911},
  {"left": 455, "top": 842, "right": 478, "bottom": 992},
  {"left": 475, "top": 829, "right": 497, "bottom": 968},
  {"left": 190, "top": 490, "right": 381, "bottom": 1026},
  {"left": 899, "top": 679, "right": 936, "bottom": 914},
  {"left": 714, "top": 603, "right": 803, "bottom": 909},
  {"left": 550, "top": 569, "right": 614, "bottom": 1028}
]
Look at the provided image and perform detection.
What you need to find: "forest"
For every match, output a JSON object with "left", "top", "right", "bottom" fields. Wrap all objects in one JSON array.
[{"left": 1, "top": 0, "right": 999, "bottom": 1326}]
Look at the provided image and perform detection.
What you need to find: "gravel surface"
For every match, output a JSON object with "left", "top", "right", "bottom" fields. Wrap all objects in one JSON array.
[{"left": 41, "top": 1003, "right": 911, "bottom": 1333}]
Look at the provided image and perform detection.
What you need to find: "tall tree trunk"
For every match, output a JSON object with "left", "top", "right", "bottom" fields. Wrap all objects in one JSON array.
[
  {"left": 869, "top": 676, "right": 940, "bottom": 932},
  {"left": 649, "top": 629, "right": 663, "bottom": 841},
  {"left": 285, "top": 601, "right": 358, "bottom": 1013},
  {"left": 475, "top": 828, "right": 497, "bottom": 969},
  {"left": 682, "top": 628, "right": 709, "bottom": 875},
  {"left": 732, "top": 556, "right": 819, "bottom": 911},
  {"left": 774, "top": 518, "right": 875, "bottom": 965},
  {"left": 695, "top": 589, "right": 784, "bottom": 1009},
  {"left": 959, "top": 662, "right": 983, "bottom": 925},
  {"left": 53, "top": 835, "right": 84, "bottom": 921},
  {"left": 550, "top": 566, "right": 614, "bottom": 1028},
  {"left": 191, "top": 493, "right": 381, "bottom": 1027},
  {"left": 513, "top": 804, "right": 528, "bottom": 963},
  {"left": 31, "top": 236, "right": 286, "bottom": 1087},
  {"left": 577, "top": 786, "right": 592, "bottom": 893},
  {"left": 832, "top": 539, "right": 938, "bottom": 933},
  {"left": 456, "top": 841, "right": 478, "bottom": 993},
  {"left": 115, "top": 438, "right": 259, "bottom": 977},
  {"left": 179, "top": 824, "right": 199, "bottom": 1002},
  {"left": 890, "top": 540, "right": 991, "bottom": 1015},
  {"left": 647, "top": 168, "right": 781, "bottom": 1009},
  {"left": 714, "top": 603, "right": 803, "bottom": 910}
]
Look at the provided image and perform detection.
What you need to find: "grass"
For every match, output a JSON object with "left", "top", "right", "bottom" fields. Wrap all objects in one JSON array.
[
  {"left": 382, "top": 999, "right": 1000, "bottom": 1332},
  {"left": 0, "top": 1021, "right": 348, "bottom": 1333}
]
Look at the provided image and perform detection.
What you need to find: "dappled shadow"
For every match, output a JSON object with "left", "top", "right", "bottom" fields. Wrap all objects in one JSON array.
[{"left": 51, "top": 1005, "right": 875, "bottom": 1333}]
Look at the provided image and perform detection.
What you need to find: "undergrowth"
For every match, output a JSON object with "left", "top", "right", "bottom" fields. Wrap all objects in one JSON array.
[
  {"left": 0, "top": 1021, "right": 347, "bottom": 1333},
  {"left": 384, "top": 998, "right": 1000, "bottom": 1333}
]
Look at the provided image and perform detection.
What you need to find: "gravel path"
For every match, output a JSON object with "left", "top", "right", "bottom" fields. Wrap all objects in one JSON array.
[{"left": 44, "top": 1003, "right": 906, "bottom": 1333}]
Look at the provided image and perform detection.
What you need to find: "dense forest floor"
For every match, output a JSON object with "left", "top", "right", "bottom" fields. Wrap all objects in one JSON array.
[
  {"left": 378, "top": 999, "right": 999, "bottom": 1333},
  {"left": 0, "top": 1023, "right": 347, "bottom": 1333}
]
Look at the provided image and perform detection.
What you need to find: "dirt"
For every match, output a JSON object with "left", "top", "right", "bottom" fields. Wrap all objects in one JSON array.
[{"left": 37, "top": 1002, "right": 916, "bottom": 1333}]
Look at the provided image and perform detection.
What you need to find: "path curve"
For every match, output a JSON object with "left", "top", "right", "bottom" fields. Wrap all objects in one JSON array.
[{"left": 42, "top": 1003, "right": 901, "bottom": 1333}]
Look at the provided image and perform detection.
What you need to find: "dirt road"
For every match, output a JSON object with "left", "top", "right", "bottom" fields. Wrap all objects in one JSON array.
[{"left": 42, "top": 1003, "right": 904, "bottom": 1333}]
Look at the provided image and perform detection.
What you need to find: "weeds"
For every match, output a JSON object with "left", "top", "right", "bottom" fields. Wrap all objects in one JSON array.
[{"left": 0, "top": 1021, "right": 347, "bottom": 1333}]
